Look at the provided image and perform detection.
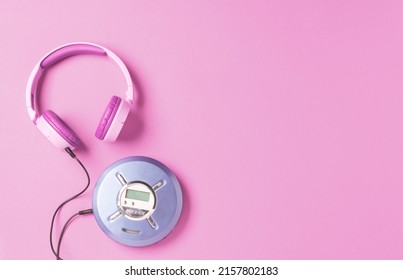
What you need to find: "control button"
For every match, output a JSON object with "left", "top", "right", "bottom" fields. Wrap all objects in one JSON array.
[
  {"left": 122, "top": 228, "right": 141, "bottom": 234},
  {"left": 116, "top": 172, "right": 128, "bottom": 186},
  {"left": 152, "top": 180, "right": 165, "bottom": 191},
  {"left": 108, "top": 211, "right": 122, "bottom": 222},
  {"left": 147, "top": 216, "right": 158, "bottom": 230}
]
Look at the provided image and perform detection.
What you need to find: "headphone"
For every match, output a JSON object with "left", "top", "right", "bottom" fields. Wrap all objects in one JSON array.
[{"left": 26, "top": 42, "right": 135, "bottom": 150}]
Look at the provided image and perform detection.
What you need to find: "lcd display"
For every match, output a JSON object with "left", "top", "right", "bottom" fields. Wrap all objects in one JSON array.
[{"left": 125, "top": 189, "right": 150, "bottom": 202}]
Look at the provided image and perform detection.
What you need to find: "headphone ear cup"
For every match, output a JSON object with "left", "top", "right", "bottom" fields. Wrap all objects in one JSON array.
[
  {"left": 95, "top": 95, "right": 130, "bottom": 141},
  {"left": 42, "top": 110, "right": 80, "bottom": 149}
]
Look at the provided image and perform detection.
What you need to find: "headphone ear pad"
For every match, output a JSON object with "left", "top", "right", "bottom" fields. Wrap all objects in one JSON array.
[
  {"left": 42, "top": 110, "right": 80, "bottom": 149},
  {"left": 95, "top": 96, "right": 125, "bottom": 141}
]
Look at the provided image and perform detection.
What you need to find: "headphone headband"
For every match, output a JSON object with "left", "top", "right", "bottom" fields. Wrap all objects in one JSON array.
[{"left": 26, "top": 42, "right": 134, "bottom": 123}]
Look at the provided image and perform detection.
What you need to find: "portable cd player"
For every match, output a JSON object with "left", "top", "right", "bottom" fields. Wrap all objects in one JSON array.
[{"left": 93, "top": 156, "right": 182, "bottom": 246}]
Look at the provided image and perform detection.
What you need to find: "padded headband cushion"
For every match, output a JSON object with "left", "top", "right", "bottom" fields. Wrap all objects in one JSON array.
[
  {"left": 43, "top": 110, "right": 80, "bottom": 148},
  {"left": 40, "top": 44, "right": 106, "bottom": 69},
  {"left": 95, "top": 96, "right": 122, "bottom": 140}
]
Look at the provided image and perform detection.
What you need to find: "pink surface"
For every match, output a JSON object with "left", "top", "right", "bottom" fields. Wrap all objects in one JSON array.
[{"left": 0, "top": 0, "right": 403, "bottom": 260}]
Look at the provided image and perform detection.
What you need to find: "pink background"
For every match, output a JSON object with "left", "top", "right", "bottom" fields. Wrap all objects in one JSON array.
[{"left": 0, "top": 0, "right": 403, "bottom": 260}]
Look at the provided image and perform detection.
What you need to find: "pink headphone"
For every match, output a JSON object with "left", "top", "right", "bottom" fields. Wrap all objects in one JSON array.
[{"left": 26, "top": 42, "right": 134, "bottom": 150}]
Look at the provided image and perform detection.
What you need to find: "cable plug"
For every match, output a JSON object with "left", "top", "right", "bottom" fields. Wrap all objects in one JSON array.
[
  {"left": 78, "top": 209, "right": 93, "bottom": 215},
  {"left": 65, "top": 147, "right": 76, "bottom": 158}
]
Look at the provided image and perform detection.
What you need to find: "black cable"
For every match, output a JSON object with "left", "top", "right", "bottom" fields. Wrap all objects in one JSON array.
[
  {"left": 56, "top": 209, "right": 93, "bottom": 260},
  {"left": 49, "top": 147, "right": 91, "bottom": 260},
  {"left": 55, "top": 212, "right": 79, "bottom": 260}
]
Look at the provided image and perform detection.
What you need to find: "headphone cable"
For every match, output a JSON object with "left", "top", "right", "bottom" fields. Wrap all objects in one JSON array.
[
  {"left": 49, "top": 147, "right": 91, "bottom": 260},
  {"left": 56, "top": 209, "right": 93, "bottom": 260}
]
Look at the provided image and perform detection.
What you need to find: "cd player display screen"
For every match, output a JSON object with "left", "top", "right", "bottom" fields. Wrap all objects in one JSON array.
[{"left": 125, "top": 189, "right": 150, "bottom": 202}]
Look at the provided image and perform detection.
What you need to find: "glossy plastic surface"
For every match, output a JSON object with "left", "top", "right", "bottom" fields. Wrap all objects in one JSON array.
[{"left": 93, "top": 156, "right": 182, "bottom": 247}]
